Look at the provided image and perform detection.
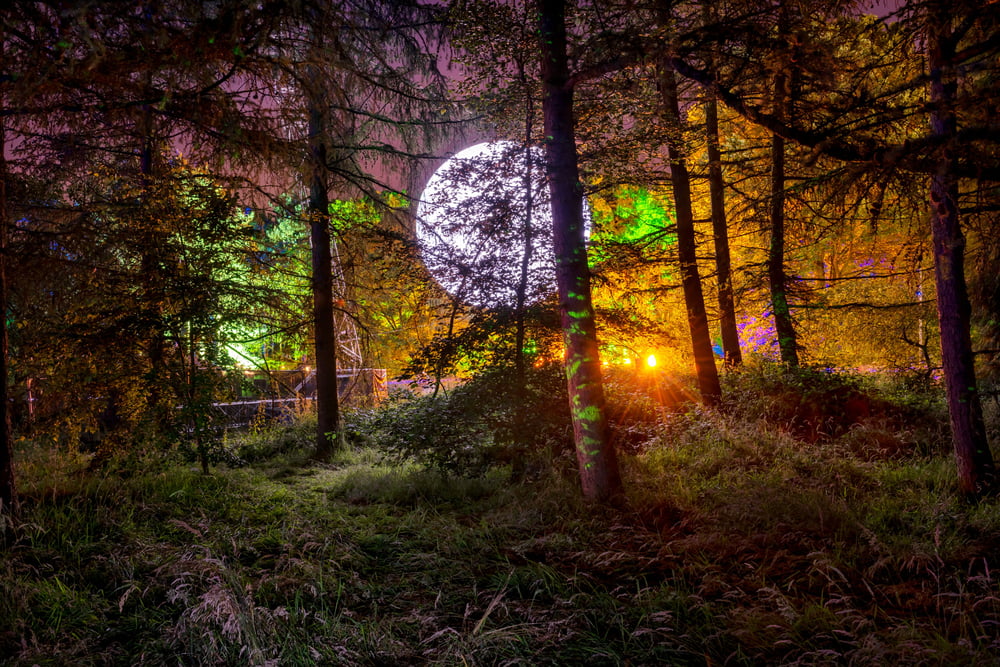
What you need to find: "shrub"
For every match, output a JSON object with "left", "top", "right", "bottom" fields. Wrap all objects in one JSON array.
[
  {"left": 359, "top": 363, "right": 572, "bottom": 476},
  {"left": 360, "top": 362, "right": 704, "bottom": 474},
  {"left": 229, "top": 413, "right": 319, "bottom": 464},
  {"left": 719, "top": 360, "right": 949, "bottom": 452}
]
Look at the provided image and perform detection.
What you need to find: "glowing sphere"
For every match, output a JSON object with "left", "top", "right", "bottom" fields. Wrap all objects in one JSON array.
[
  {"left": 646, "top": 354, "right": 657, "bottom": 368},
  {"left": 416, "top": 141, "right": 556, "bottom": 308}
]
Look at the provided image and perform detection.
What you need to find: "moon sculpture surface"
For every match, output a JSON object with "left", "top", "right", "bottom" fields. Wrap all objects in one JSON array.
[{"left": 416, "top": 141, "right": 557, "bottom": 308}]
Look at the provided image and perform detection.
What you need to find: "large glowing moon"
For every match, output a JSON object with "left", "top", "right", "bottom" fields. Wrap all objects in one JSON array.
[{"left": 416, "top": 141, "right": 557, "bottom": 308}]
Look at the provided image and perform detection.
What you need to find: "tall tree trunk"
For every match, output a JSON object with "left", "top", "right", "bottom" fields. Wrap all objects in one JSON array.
[
  {"left": 927, "top": 7, "right": 996, "bottom": 495},
  {"left": 658, "top": 61, "right": 722, "bottom": 405},
  {"left": 514, "top": 85, "right": 535, "bottom": 394},
  {"left": 510, "top": 83, "right": 536, "bottom": 479},
  {"left": 768, "top": 63, "right": 799, "bottom": 366},
  {"left": 139, "top": 103, "right": 167, "bottom": 435},
  {"left": 538, "top": 0, "right": 622, "bottom": 503},
  {"left": 704, "top": 71, "right": 741, "bottom": 367},
  {"left": 703, "top": 3, "right": 741, "bottom": 368},
  {"left": 0, "top": 108, "right": 16, "bottom": 519},
  {"left": 308, "top": 89, "right": 341, "bottom": 461}
]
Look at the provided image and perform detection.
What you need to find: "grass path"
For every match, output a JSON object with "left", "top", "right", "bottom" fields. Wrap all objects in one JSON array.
[{"left": 3, "top": 419, "right": 1000, "bottom": 665}]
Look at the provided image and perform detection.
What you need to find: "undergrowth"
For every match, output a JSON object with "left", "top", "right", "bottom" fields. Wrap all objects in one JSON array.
[{"left": 2, "top": 364, "right": 999, "bottom": 665}]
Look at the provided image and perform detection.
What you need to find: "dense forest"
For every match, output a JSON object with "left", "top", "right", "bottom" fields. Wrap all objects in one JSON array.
[{"left": 2, "top": 0, "right": 1000, "bottom": 664}]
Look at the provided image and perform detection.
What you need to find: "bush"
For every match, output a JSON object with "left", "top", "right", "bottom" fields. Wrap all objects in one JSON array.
[
  {"left": 229, "top": 413, "right": 319, "bottom": 464},
  {"left": 718, "top": 360, "right": 950, "bottom": 455},
  {"left": 359, "top": 362, "right": 704, "bottom": 474},
  {"left": 359, "top": 363, "right": 573, "bottom": 476}
]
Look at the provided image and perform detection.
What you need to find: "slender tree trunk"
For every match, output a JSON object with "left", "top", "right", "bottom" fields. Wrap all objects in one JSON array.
[
  {"left": 514, "top": 86, "right": 535, "bottom": 393},
  {"left": 538, "top": 0, "right": 622, "bottom": 503},
  {"left": 139, "top": 101, "right": 168, "bottom": 434},
  {"left": 927, "top": 7, "right": 995, "bottom": 495},
  {"left": 705, "top": 87, "right": 742, "bottom": 368},
  {"left": 192, "top": 332, "right": 209, "bottom": 474},
  {"left": 703, "top": 4, "right": 741, "bottom": 368},
  {"left": 308, "top": 89, "right": 341, "bottom": 461},
  {"left": 0, "top": 108, "right": 16, "bottom": 519},
  {"left": 511, "top": 85, "right": 535, "bottom": 479},
  {"left": 658, "top": 61, "right": 722, "bottom": 405},
  {"left": 768, "top": 64, "right": 799, "bottom": 366},
  {"left": 137, "top": 0, "right": 168, "bottom": 434}
]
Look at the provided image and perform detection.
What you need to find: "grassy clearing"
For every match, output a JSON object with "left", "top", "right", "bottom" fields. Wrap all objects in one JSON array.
[{"left": 2, "top": 371, "right": 1000, "bottom": 665}]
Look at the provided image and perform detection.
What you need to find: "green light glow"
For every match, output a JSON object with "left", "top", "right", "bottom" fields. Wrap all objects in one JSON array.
[{"left": 588, "top": 186, "right": 676, "bottom": 266}]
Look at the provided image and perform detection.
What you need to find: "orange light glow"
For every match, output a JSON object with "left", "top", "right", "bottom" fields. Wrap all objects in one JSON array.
[{"left": 646, "top": 354, "right": 657, "bottom": 368}]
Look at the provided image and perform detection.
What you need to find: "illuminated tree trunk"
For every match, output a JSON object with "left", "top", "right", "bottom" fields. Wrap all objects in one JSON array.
[
  {"left": 927, "top": 7, "right": 995, "bottom": 495},
  {"left": 0, "top": 109, "right": 15, "bottom": 518},
  {"left": 705, "top": 84, "right": 742, "bottom": 367},
  {"left": 538, "top": 0, "right": 622, "bottom": 503},
  {"left": 768, "top": 63, "right": 799, "bottom": 366},
  {"left": 658, "top": 62, "right": 722, "bottom": 406},
  {"left": 308, "top": 85, "right": 342, "bottom": 461},
  {"left": 702, "top": 3, "right": 741, "bottom": 368}
]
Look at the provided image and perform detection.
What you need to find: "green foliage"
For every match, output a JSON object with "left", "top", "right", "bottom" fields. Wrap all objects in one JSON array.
[
  {"left": 229, "top": 414, "right": 320, "bottom": 464},
  {"left": 718, "top": 360, "right": 950, "bottom": 453},
  {"left": 589, "top": 185, "right": 676, "bottom": 260},
  {"left": 235, "top": 192, "right": 438, "bottom": 378},
  {"left": 330, "top": 465, "right": 506, "bottom": 507},
  {"left": 3, "top": 395, "right": 999, "bottom": 666},
  {"left": 402, "top": 297, "right": 564, "bottom": 379},
  {"left": 363, "top": 362, "right": 695, "bottom": 476},
  {"left": 358, "top": 363, "right": 572, "bottom": 476},
  {"left": 601, "top": 366, "right": 682, "bottom": 454},
  {"left": 12, "top": 161, "right": 271, "bottom": 458}
]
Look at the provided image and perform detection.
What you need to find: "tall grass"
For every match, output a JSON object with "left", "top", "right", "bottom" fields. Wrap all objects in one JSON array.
[{"left": 1, "top": 365, "right": 998, "bottom": 665}]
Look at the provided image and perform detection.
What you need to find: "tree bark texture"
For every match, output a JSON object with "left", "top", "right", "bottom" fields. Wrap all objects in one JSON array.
[
  {"left": 538, "top": 0, "right": 622, "bottom": 503},
  {"left": 768, "top": 64, "right": 799, "bottom": 366},
  {"left": 705, "top": 87, "right": 742, "bottom": 368},
  {"left": 703, "top": 3, "right": 741, "bottom": 368},
  {"left": 658, "top": 62, "right": 722, "bottom": 405},
  {"left": 927, "top": 7, "right": 996, "bottom": 495},
  {"left": 308, "top": 89, "right": 341, "bottom": 461}
]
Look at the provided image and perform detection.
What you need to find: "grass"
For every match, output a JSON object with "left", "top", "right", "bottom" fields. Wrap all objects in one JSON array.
[{"left": 2, "top": 374, "right": 1000, "bottom": 665}]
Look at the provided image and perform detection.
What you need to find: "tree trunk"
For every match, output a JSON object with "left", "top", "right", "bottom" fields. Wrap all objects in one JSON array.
[
  {"left": 703, "top": 3, "right": 741, "bottom": 369},
  {"left": 768, "top": 64, "right": 799, "bottom": 366},
  {"left": 308, "top": 88, "right": 341, "bottom": 461},
  {"left": 0, "top": 109, "right": 16, "bottom": 518},
  {"left": 510, "top": 91, "right": 536, "bottom": 480},
  {"left": 538, "top": 0, "right": 622, "bottom": 503},
  {"left": 514, "top": 91, "right": 535, "bottom": 393},
  {"left": 139, "top": 102, "right": 169, "bottom": 434},
  {"left": 658, "top": 61, "right": 722, "bottom": 405},
  {"left": 705, "top": 86, "right": 742, "bottom": 368},
  {"left": 927, "top": 7, "right": 995, "bottom": 495}
]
